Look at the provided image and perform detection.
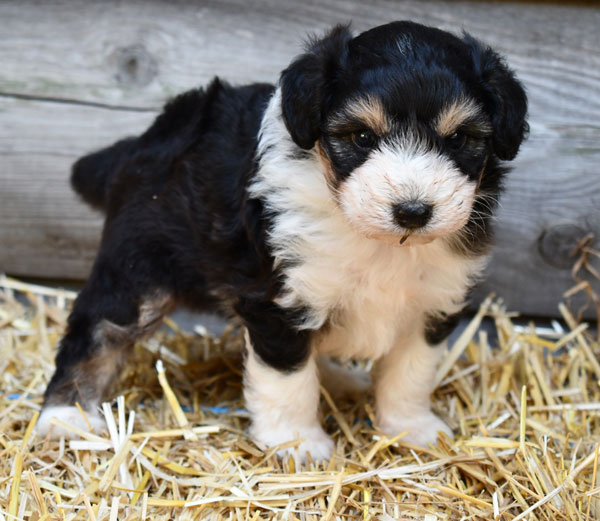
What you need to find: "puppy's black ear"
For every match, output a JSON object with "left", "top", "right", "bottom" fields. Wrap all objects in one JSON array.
[
  {"left": 465, "top": 35, "right": 529, "bottom": 161},
  {"left": 280, "top": 25, "right": 352, "bottom": 150}
]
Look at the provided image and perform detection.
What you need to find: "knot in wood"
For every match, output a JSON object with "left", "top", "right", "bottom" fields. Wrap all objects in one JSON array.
[
  {"left": 114, "top": 44, "right": 157, "bottom": 87},
  {"left": 537, "top": 223, "right": 586, "bottom": 269}
]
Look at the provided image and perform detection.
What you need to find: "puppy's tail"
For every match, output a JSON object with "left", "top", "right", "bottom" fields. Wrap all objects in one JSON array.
[{"left": 70, "top": 137, "right": 138, "bottom": 211}]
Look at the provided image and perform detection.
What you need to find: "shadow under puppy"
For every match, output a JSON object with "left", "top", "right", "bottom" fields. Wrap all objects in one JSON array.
[{"left": 37, "top": 21, "right": 528, "bottom": 461}]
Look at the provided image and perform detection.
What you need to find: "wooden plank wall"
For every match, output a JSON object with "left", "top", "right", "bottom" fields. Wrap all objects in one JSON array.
[{"left": 1, "top": 0, "right": 599, "bottom": 318}]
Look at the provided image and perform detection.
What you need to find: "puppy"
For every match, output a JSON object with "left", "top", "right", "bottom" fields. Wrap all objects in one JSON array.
[{"left": 37, "top": 21, "right": 527, "bottom": 460}]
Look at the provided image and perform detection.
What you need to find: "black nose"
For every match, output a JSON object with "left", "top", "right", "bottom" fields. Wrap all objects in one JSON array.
[{"left": 392, "top": 201, "right": 433, "bottom": 229}]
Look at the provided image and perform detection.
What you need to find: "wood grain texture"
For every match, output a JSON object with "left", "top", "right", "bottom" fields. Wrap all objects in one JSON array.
[
  {"left": 0, "top": 96, "right": 155, "bottom": 277},
  {"left": 1, "top": 0, "right": 599, "bottom": 317}
]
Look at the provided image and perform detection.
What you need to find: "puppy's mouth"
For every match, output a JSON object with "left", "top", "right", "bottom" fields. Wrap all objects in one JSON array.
[
  {"left": 399, "top": 231, "right": 436, "bottom": 246},
  {"left": 366, "top": 230, "right": 437, "bottom": 247},
  {"left": 368, "top": 199, "right": 439, "bottom": 246}
]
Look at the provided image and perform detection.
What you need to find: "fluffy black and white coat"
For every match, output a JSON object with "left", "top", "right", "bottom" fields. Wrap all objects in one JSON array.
[{"left": 37, "top": 21, "right": 528, "bottom": 460}]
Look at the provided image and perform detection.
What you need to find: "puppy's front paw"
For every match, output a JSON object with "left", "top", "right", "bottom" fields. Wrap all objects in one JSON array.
[
  {"left": 378, "top": 410, "right": 452, "bottom": 447},
  {"left": 251, "top": 424, "right": 334, "bottom": 463},
  {"left": 36, "top": 405, "right": 106, "bottom": 439}
]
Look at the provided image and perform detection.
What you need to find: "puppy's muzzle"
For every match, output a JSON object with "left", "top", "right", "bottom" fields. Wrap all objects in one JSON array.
[{"left": 392, "top": 200, "right": 433, "bottom": 229}]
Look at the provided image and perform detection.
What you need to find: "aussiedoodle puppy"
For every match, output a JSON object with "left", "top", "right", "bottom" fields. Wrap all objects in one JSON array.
[{"left": 37, "top": 21, "right": 528, "bottom": 461}]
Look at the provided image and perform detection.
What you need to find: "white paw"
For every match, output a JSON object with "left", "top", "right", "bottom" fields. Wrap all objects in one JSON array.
[
  {"left": 36, "top": 405, "right": 106, "bottom": 439},
  {"left": 251, "top": 424, "right": 334, "bottom": 463},
  {"left": 378, "top": 410, "right": 453, "bottom": 447}
]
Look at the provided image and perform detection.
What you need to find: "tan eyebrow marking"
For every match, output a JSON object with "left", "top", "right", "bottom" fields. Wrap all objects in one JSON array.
[
  {"left": 331, "top": 95, "right": 392, "bottom": 135},
  {"left": 435, "top": 98, "right": 486, "bottom": 137}
]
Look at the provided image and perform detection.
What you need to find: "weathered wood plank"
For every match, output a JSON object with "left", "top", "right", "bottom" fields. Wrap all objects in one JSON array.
[
  {"left": 1, "top": 0, "right": 599, "bottom": 119},
  {"left": 1, "top": 0, "right": 599, "bottom": 317},
  {"left": 0, "top": 97, "right": 154, "bottom": 277}
]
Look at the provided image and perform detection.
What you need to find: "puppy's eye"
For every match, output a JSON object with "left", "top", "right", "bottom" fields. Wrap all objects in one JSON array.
[
  {"left": 446, "top": 131, "right": 467, "bottom": 151},
  {"left": 351, "top": 129, "right": 378, "bottom": 149}
]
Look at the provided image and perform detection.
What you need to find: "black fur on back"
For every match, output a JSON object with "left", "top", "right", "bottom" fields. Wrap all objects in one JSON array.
[{"left": 71, "top": 137, "right": 138, "bottom": 210}]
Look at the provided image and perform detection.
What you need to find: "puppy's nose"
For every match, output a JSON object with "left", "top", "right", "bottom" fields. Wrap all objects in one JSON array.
[{"left": 392, "top": 201, "right": 433, "bottom": 229}]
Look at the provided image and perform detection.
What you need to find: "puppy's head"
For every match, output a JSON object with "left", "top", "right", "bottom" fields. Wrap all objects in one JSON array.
[{"left": 280, "top": 22, "right": 528, "bottom": 246}]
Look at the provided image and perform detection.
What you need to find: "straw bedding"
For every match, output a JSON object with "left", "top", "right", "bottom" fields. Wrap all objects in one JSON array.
[{"left": 0, "top": 272, "right": 599, "bottom": 520}]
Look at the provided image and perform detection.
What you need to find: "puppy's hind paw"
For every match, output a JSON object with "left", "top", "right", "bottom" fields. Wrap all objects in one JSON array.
[{"left": 36, "top": 405, "right": 106, "bottom": 439}]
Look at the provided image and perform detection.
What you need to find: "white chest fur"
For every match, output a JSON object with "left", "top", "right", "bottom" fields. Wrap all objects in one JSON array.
[
  {"left": 250, "top": 91, "right": 486, "bottom": 360},
  {"left": 281, "top": 230, "right": 484, "bottom": 359}
]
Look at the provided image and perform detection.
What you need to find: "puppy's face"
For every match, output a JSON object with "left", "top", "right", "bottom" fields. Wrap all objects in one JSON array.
[
  {"left": 280, "top": 22, "right": 528, "bottom": 247},
  {"left": 321, "top": 90, "right": 490, "bottom": 245}
]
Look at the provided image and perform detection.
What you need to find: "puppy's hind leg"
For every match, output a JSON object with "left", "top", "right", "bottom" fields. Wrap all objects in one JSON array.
[{"left": 37, "top": 258, "right": 173, "bottom": 439}]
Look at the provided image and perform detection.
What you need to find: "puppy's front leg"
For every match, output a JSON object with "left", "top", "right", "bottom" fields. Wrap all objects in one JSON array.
[
  {"left": 375, "top": 330, "right": 452, "bottom": 446},
  {"left": 239, "top": 301, "right": 333, "bottom": 462}
]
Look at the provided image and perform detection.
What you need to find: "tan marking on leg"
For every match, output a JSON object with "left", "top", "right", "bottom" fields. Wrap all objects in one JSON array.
[
  {"left": 46, "top": 293, "right": 173, "bottom": 409},
  {"left": 75, "top": 344, "right": 126, "bottom": 404},
  {"left": 99, "top": 292, "right": 174, "bottom": 344},
  {"left": 137, "top": 293, "right": 174, "bottom": 335},
  {"left": 45, "top": 341, "right": 126, "bottom": 409}
]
